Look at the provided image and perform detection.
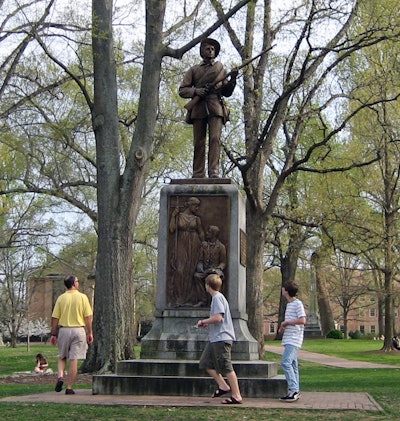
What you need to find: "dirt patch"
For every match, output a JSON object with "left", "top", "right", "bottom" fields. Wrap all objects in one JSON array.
[{"left": 0, "top": 373, "right": 92, "bottom": 386}]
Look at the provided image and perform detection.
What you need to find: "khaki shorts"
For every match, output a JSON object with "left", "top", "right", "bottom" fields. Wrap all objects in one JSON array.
[
  {"left": 199, "top": 341, "right": 234, "bottom": 376},
  {"left": 57, "top": 327, "right": 88, "bottom": 360}
]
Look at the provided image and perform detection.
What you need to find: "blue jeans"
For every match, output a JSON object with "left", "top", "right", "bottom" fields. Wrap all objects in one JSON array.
[{"left": 281, "top": 344, "right": 300, "bottom": 392}]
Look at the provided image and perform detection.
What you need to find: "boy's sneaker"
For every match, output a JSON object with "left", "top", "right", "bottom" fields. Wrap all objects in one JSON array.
[
  {"left": 279, "top": 391, "right": 300, "bottom": 402},
  {"left": 55, "top": 378, "right": 64, "bottom": 392},
  {"left": 65, "top": 388, "right": 75, "bottom": 395}
]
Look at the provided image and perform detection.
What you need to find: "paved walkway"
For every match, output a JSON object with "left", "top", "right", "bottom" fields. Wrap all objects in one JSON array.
[
  {"left": 264, "top": 344, "right": 400, "bottom": 369},
  {"left": 0, "top": 389, "right": 383, "bottom": 411},
  {"left": 2, "top": 347, "right": 398, "bottom": 412}
]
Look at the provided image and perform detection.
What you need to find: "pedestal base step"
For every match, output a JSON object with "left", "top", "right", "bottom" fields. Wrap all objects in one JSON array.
[
  {"left": 115, "top": 359, "right": 278, "bottom": 377},
  {"left": 93, "top": 359, "right": 286, "bottom": 398},
  {"left": 92, "top": 374, "right": 287, "bottom": 398}
]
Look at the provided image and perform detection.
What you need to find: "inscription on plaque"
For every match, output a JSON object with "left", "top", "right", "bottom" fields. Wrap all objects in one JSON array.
[{"left": 240, "top": 229, "right": 247, "bottom": 267}]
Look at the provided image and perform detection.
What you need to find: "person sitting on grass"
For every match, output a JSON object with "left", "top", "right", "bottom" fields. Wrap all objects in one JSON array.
[{"left": 34, "top": 353, "right": 49, "bottom": 373}]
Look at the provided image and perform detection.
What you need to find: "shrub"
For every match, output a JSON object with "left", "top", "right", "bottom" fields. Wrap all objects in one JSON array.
[
  {"left": 349, "top": 330, "right": 363, "bottom": 339},
  {"left": 326, "top": 329, "right": 344, "bottom": 339}
]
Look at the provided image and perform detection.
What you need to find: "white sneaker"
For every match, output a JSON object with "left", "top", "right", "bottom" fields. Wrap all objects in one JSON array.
[{"left": 279, "top": 391, "right": 300, "bottom": 402}]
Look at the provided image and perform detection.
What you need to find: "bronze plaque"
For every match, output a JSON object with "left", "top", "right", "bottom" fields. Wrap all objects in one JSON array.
[
  {"left": 240, "top": 229, "right": 247, "bottom": 267},
  {"left": 166, "top": 194, "right": 230, "bottom": 307}
]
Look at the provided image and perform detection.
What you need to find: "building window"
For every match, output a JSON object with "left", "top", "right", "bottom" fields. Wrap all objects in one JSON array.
[
  {"left": 371, "top": 325, "right": 376, "bottom": 334},
  {"left": 370, "top": 308, "right": 376, "bottom": 317},
  {"left": 269, "top": 323, "right": 275, "bottom": 334}
]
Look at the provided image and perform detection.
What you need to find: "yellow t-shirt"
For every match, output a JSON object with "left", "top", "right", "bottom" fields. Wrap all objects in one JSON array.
[{"left": 52, "top": 290, "right": 93, "bottom": 327}]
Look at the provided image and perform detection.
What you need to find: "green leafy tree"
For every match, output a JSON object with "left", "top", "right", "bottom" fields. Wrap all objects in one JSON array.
[
  {"left": 328, "top": 253, "right": 371, "bottom": 339},
  {"left": 343, "top": 40, "right": 400, "bottom": 349},
  {"left": 0, "top": 196, "right": 53, "bottom": 347},
  {"left": 210, "top": 0, "right": 400, "bottom": 354}
]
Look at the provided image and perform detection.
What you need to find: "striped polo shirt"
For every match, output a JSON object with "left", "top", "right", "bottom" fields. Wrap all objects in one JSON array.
[{"left": 282, "top": 298, "right": 306, "bottom": 348}]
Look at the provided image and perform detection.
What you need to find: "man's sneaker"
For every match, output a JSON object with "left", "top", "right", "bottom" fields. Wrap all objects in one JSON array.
[
  {"left": 279, "top": 391, "right": 300, "bottom": 402},
  {"left": 55, "top": 378, "right": 64, "bottom": 392},
  {"left": 65, "top": 388, "right": 75, "bottom": 395}
]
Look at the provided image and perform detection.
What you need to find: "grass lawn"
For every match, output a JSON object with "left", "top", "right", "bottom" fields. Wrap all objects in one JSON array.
[
  {"left": 0, "top": 340, "right": 399, "bottom": 420},
  {"left": 0, "top": 342, "right": 60, "bottom": 375}
]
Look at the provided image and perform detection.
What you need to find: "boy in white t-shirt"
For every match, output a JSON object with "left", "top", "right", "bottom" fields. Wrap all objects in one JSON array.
[
  {"left": 278, "top": 281, "right": 307, "bottom": 402},
  {"left": 197, "top": 274, "right": 243, "bottom": 404}
]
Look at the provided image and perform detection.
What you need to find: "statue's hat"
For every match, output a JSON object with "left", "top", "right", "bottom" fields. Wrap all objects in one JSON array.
[{"left": 200, "top": 38, "right": 220, "bottom": 57}]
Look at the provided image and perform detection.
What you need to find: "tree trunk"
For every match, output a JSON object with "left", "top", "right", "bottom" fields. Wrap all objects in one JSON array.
[
  {"left": 378, "top": 294, "right": 385, "bottom": 337},
  {"left": 10, "top": 329, "right": 17, "bottom": 348},
  {"left": 84, "top": 0, "right": 166, "bottom": 373},
  {"left": 277, "top": 226, "right": 305, "bottom": 339},
  {"left": 372, "top": 269, "right": 385, "bottom": 336},
  {"left": 383, "top": 276, "right": 394, "bottom": 351},
  {"left": 382, "top": 134, "right": 397, "bottom": 351},
  {"left": 311, "top": 250, "right": 335, "bottom": 335},
  {"left": 382, "top": 211, "right": 395, "bottom": 351},
  {"left": 343, "top": 309, "right": 348, "bottom": 339},
  {"left": 246, "top": 207, "right": 267, "bottom": 357}
]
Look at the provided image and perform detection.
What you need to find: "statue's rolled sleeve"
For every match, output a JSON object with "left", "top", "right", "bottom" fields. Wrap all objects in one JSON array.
[{"left": 179, "top": 69, "right": 197, "bottom": 98}]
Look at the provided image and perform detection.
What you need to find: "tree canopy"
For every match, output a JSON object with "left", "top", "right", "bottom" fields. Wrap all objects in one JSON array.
[{"left": 1, "top": 0, "right": 400, "bottom": 364}]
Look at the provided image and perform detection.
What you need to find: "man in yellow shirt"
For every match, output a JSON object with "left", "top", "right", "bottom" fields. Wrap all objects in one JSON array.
[{"left": 50, "top": 275, "right": 93, "bottom": 395}]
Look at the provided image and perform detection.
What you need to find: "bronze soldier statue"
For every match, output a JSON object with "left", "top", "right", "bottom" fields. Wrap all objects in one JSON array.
[{"left": 179, "top": 38, "right": 238, "bottom": 178}]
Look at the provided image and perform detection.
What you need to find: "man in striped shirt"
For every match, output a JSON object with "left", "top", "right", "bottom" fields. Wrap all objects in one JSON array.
[{"left": 278, "top": 281, "right": 307, "bottom": 402}]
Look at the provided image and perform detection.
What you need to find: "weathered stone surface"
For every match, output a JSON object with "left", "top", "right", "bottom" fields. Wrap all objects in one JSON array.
[
  {"left": 141, "top": 182, "right": 258, "bottom": 360},
  {"left": 93, "top": 360, "right": 286, "bottom": 398}
]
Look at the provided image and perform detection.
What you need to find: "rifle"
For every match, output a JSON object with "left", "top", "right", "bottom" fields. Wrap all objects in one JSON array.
[{"left": 184, "top": 45, "right": 274, "bottom": 111}]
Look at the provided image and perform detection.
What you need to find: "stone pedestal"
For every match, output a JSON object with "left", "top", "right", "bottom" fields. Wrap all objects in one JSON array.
[
  {"left": 140, "top": 179, "right": 258, "bottom": 360},
  {"left": 304, "top": 313, "right": 323, "bottom": 338},
  {"left": 93, "top": 179, "right": 286, "bottom": 396},
  {"left": 93, "top": 360, "right": 286, "bottom": 398}
]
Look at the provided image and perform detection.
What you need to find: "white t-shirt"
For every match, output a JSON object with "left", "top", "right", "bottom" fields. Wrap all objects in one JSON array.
[
  {"left": 282, "top": 298, "right": 306, "bottom": 348},
  {"left": 209, "top": 292, "right": 236, "bottom": 343}
]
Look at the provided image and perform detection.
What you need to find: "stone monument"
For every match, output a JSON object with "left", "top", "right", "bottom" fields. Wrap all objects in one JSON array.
[
  {"left": 140, "top": 179, "right": 258, "bottom": 360},
  {"left": 92, "top": 37, "right": 286, "bottom": 398},
  {"left": 93, "top": 179, "right": 286, "bottom": 397},
  {"left": 304, "top": 268, "right": 323, "bottom": 338}
]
